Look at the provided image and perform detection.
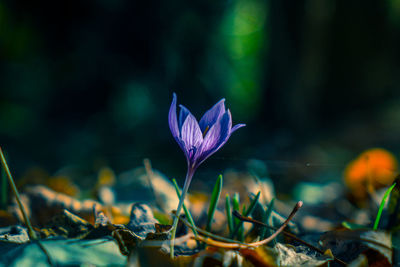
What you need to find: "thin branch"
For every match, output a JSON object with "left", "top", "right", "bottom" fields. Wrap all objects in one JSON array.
[
  {"left": 233, "top": 204, "right": 347, "bottom": 266},
  {"left": 0, "top": 147, "right": 36, "bottom": 240},
  {"left": 0, "top": 147, "right": 54, "bottom": 266},
  {"left": 177, "top": 213, "right": 248, "bottom": 245},
  {"left": 191, "top": 201, "right": 303, "bottom": 249},
  {"left": 247, "top": 201, "right": 303, "bottom": 247}
]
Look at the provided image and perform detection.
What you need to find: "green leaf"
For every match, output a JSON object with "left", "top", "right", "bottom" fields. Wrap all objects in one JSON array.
[
  {"left": 230, "top": 193, "right": 240, "bottom": 239},
  {"left": 206, "top": 175, "right": 223, "bottom": 232},
  {"left": 374, "top": 182, "right": 397, "bottom": 230},
  {"left": 225, "top": 194, "right": 234, "bottom": 235},
  {"left": 230, "top": 191, "right": 261, "bottom": 239},
  {"left": 244, "top": 191, "right": 261, "bottom": 217}
]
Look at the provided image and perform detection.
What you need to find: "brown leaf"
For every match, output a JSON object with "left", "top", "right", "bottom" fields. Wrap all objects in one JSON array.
[
  {"left": 39, "top": 209, "right": 93, "bottom": 239},
  {"left": 12, "top": 185, "right": 100, "bottom": 226},
  {"left": 320, "top": 229, "right": 392, "bottom": 264}
]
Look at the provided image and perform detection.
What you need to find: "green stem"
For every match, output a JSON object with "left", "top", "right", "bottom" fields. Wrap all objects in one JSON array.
[
  {"left": 172, "top": 179, "right": 199, "bottom": 241},
  {"left": 170, "top": 169, "right": 194, "bottom": 258},
  {"left": 0, "top": 147, "right": 37, "bottom": 240}
]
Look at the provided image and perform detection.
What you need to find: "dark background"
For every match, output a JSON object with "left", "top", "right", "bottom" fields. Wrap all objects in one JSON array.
[{"left": 1, "top": 0, "right": 400, "bottom": 190}]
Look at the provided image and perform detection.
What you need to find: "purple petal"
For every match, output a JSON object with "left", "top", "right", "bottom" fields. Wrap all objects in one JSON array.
[
  {"left": 168, "top": 93, "right": 179, "bottom": 139},
  {"left": 231, "top": 123, "right": 246, "bottom": 133},
  {"left": 199, "top": 98, "right": 226, "bottom": 132},
  {"left": 181, "top": 113, "right": 203, "bottom": 156},
  {"left": 214, "top": 110, "right": 232, "bottom": 150},
  {"left": 178, "top": 105, "right": 190, "bottom": 131},
  {"left": 168, "top": 93, "right": 188, "bottom": 156},
  {"left": 195, "top": 110, "right": 232, "bottom": 165}
]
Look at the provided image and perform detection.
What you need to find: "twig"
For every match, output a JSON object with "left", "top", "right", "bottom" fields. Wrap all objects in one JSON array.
[
  {"left": 193, "top": 235, "right": 250, "bottom": 249},
  {"left": 247, "top": 201, "right": 302, "bottom": 247},
  {"left": 191, "top": 201, "right": 303, "bottom": 249},
  {"left": 177, "top": 213, "right": 248, "bottom": 245},
  {"left": 0, "top": 147, "right": 55, "bottom": 266},
  {"left": 0, "top": 147, "right": 36, "bottom": 240},
  {"left": 233, "top": 206, "right": 347, "bottom": 266}
]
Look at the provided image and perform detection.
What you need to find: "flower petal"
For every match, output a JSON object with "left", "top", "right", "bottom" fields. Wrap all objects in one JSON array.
[
  {"left": 178, "top": 105, "right": 190, "bottom": 131},
  {"left": 199, "top": 98, "right": 226, "bottom": 132},
  {"left": 214, "top": 109, "right": 232, "bottom": 150},
  {"left": 181, "top": 113, "right": 203, "bottom": 156},
  {"left": 195, "top": 110, "right": 232, "bottom": 165},
  {"left": 168, "top": 93, "right": 179, "bottom": 139},
  {"left": 231, "top": 123, "right": 246, "bottom": 133}
]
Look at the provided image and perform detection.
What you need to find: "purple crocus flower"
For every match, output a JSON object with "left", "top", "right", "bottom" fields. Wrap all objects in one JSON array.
[
  {"left": 169, "top": 93, "right": 245, "bottom": 172},
  {"left": 168, "top": 93, "right": 245, "bottom": 257}
]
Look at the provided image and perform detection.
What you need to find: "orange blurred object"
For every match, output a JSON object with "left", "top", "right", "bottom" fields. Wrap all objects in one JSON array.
[
  {"left": 344, "top": 148, "right": 398, "bottom": 198},
  {"left": 46, "top": 176, "right": 80, "bottom": 197}
]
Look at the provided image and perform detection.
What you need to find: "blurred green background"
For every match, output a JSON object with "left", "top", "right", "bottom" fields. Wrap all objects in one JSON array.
[{"left": 2, "top": 0, "right": 400, "bottom": 190}]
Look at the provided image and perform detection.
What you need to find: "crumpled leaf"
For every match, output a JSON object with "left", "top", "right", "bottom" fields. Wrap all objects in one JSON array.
[
  {"left": 223, "top": 250, "right": 245, "bottom": 267},
  {"left": 273, "top": 243, "right": 332, "bottom": 267},
  {"left": 103, "top": 203, "right": 173, "bottom": 256},
  {"left": 12, "top": 185, "right": 101, "bottom": 226},
  {"left": 360, "top": 231, "right": 392, "bottom": 262},
  {"left": 320, "top": 229, "right": 392, "bottom": 264},
  {"left": 39, "top": 209, "right": 93, "bottom": 239},
  {"left": 0, "top": 225, "right": 30, "bottom": 243},
  {"left": 126, "top": 203, "right": 159, "bottom": 240}
]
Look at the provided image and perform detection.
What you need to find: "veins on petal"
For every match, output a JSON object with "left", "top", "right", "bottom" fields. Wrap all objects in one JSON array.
[{"left": 181, "top": 113, "right": 203, "bottom": 154}]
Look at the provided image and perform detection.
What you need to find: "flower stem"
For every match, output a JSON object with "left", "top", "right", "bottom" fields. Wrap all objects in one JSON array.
[{"left": 170, "top": 169, "right": 194, "bottom": 259}]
